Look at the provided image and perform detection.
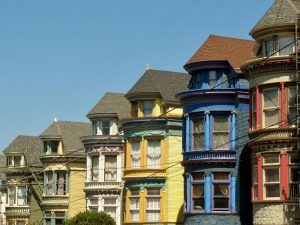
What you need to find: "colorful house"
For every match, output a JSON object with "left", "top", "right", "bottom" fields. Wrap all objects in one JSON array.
[
  {"left": 0, "top": 155, "right": 6, "bottom": 225},
  {"left": 3, "top": 135, "right": 44, "bottom": 225},
  {"left": 81, "top": 92, "right": 130, "bottom": 225},
  {"left": 39, "top": 121, "right": 91, "bottom": 225},
  {"left": 177, "top": 35, "right": 255, "bottom": 224},
  {"left": 241, "top": 0, "right": 300, "bottom": 224},
  {"left": 122, "top": 68, "right": 189, "bottom": 225}
]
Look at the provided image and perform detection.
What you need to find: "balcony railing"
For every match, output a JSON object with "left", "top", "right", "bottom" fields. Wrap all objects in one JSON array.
[
  {"left": 5, "top": 206, "right": 30, "bottom": 216},
  {"left": 287, "top": 184, "right": 299, "bottom": 204},
  {"left": 84, "top": 181, "right": 123, "bottom": 192},
  {"left": 42, "top": 195, "right": 69, "bottom": 206}
]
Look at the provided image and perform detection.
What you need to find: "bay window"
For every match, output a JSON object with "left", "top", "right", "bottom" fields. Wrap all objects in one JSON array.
[
  {"left": 91, "top": 155, "right": 99, "bottom": 181},
  {"left": 44, "top": 171, "right": 67, "bottom": 196},
  {"left": 103, "top": 198, "right": 117, "bottom": 220},
  {"left": 146, "top": 188, "right": 161, "bottom": 222},
  {"left": 193, "top": 118, "right": 204, "bottom": 149},
  {"left": 263, "top": 36, "right": 294, "bottom": 56},
  {"left": 56, "top": 172, "right": 66, "bottom": 195},
  {"left": 213, "top": 116, "right": 229, "bottom": 149},
  {"left": 131, "top": 141, "right": 141, "bottom": 169},
  {"left": 17, "top": 186, "right": 26, "bottom": 206},
  {"left": 104, "top": 155, "right": 117, "bottom": 181},
  {"left": 130, "top": 189, "right": 140, "bottom": 222},
  {"left": 263, "top": 88, "right": 279, "bottom": 128},
  {"left": 213, "top": 172, "right": 230, "bottom": 211},
  {"left": 263, "top": 154, "right": 280, "bottom": 199},
  {"left": 191, "top": 173, "right": 204, "bottom": 211},
  {"left": 147, "top": 139, "right": 161, "bottom": 169}
]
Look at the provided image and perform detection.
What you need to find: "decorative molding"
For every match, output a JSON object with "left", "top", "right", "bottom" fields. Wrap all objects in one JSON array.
[{"left": 86, "top": 146, "right": 123, "bottom": 153}]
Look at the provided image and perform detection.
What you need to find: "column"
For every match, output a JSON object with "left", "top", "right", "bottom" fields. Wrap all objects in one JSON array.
[
  {"left": 281, "top": 82, "right": 285, "bottom": 128},
  {"left": 140, "top": 186, "right": 146, "bottom": 222},
  {"left": 249, "top": 90, "right": 252, "bottom": 131},
  {"left": 257, "top": 153, "right": 263, "bottom": 201},
  {"left": 204, "top": 111, "right": 210, "bottom": 150},
  {"left": 186, "top": 173, "right": 192, "bottom": 212},
  {"left": 185, "top": 114, "right": 191, "bottom": 152},
  {"left": 230, "top": 173, "right": 236, "bottom": 212},
  {"left": 256, "top": 86, "right": 261, "bottom": 130},
  {"left": 204, "top": 173, "right": 212, "bottom": 212},
  {"left": 230, "top": 111, "right": 237, "bottom": 150},
  {"left": 280, "top": 151, "right": 288, "bottom": 200}
]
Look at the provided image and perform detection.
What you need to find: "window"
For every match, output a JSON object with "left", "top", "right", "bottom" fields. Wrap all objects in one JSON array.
[
  {"left": 213, "top": 172, "right": 230, "bottom": 211},
  {"left": 17, "top": 186, "right": 26, "bottom": 206},
  {"left": 209, "top": 71, "right": 217, "bottom": 88},
  {"left": 89, "top": 198, "right": 98, "bottom": 212},
  {"left": 252, "top": 92, "right": 256, "bottom": 129},
  {"left": 44, "top": 141, "right": 59, "bottom": 154},
  {"left": 278, "top": 36, "right": 294, "bottom": 55},
  {"left": 264, "top": 36, "right": 294, "bottom": 56},
  {"left": 263, "top": 154, "right": 280, "bottom": 199},
  {"left": 56, "top": 172, "right": 66, "bottom": 195},
  {"left": 91, "top": 155, "right": 99, "bottom": 181},
  {"left": 131, "top": 141, "right": 141, "bottom": 169},
  {"left": 252, "top": 156, "right": 258, "bottom": 200},
  {"left": 103, "top": 198, "right": 117, "bottom": 220},
  {"left": 101, "top": 121, "right": 110, "bottom": 135},
  {"left": 263, "top": 88, "right": 279, "bottom": 128},
  {"left": 289, "top": 154, "right": 299, "bottom": 200},
  {"left": 130, "top": 189, "right": 140, "bottom": 222},
  {"left": 146, "top": 188, "right": 160, "bottom": 222},
  {"left": 8, "top": 186, "right": 15, "bottom": 206},
  {"left": 192, "top": 173, "right": 204, "bottom": 211},
  {"left": 287, "top": 86, "right": 297, "bottom": 126},
  {"left": 264, "top": 38, "right": 274, "bottom": 56},
  {"left": 147, "top": 140, "right": 161, "bottom": 169},
  {"left": 132, "top": 102, "right": 139, "bottom": 117},
  {"left": 44, "top": 212, "right": 66, "bottom": 225},
  {"left": 193, "top": 118, "right": 204, "bottom": 149},
  {"left": 104, "top": 155, "right": 117, "bottom": 181},
  {"left": 46, "top": 172, "right": 53, "bottom": 195},
  {"left": 143, "top": 101, "right": 153, "bottom": 116},
  {"left": 7, "top": 155, "right": 24, "bottom": 168},
  {"left": 213, "top": 116, "right": 229, "bottom": 149}
]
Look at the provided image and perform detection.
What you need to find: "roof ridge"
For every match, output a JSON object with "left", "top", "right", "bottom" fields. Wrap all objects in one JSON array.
[{"left": 209, "top": 34, "right": 254, "bottom": 42}]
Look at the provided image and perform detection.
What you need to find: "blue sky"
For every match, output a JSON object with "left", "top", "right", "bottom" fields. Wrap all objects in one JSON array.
[{"left": 0, "top": 0, "right": 273, "bottom": 152}]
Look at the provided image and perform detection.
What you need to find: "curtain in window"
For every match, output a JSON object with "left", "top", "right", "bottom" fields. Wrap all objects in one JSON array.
[
  {"left": 193, "top": 119, "right": 204, "bottom": 149},
  {"left": 46, "top": 173, "right": 53, "bottom": 195},
  {"left": 92, "top": 156, "right": 99, "bottom": 181},
  {"left": 193, "top": 184, "right": 204, "bottom": 197},
  {"left": 57, "top": 173, "right": 65, "bottom": 195},
  {"left": 146, "top": 198, "right": 160, "bottom": 222},
  {"left": 214, "top": 184, "right": 229, "bottom": 196},
  {"left": 9, "top": 186, "right": 15, "bottom": 206},
  {"left": 213, "top": 116, "right": 229, "bottom": 149},
  {"left": 130, "top": 198, "right": 140, "bottom": 221},
  {"left": 131, "top": 141, "right": 141, "bottom": 169},
  {"left": 104, "top": 156, "right": 117, "bottom": 181},
  {"left": 17, "top": 186, "right": 26, "bottom": 206},
  {"left": 147, "top": 140, "right": 161, "bottom": 169}
]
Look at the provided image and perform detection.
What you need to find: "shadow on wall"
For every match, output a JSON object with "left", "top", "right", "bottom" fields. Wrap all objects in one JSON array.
[
  {"left": 176, "top": 204, "right": 184, "bottom": 224},
  {"left": 238, "top": 144, "right": 253, "bottom": 225}
]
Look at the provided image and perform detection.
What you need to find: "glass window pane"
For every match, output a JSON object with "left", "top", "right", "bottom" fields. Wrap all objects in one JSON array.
[
  {"left": 278, "top": 36, "right": 294, "bottom": 55},
  {"left": 132, "top": 102, "right": 138, "bottom": 117},
  {"left": 101, "top": 121, "right": 110, "bottom": 135},
  {"left": 214, "top": 198, "right": 229, "bottom": 209},
  {"left": 193, "top": 198, "right": 204, "bottom": 210},
  {"left": 104, "top": 155, "right": 117, "bottom": 181},
  {"left": 104, "top": 206, "right": 116, "bottom": 219},
  {"left": 92, "top": 155, "right": 99, "bottom": 181},
  {"left": 143, "top": 101, "right": 153, "bottom": 116},
  {"left": 263, "top": 89, "right": 278, "bottom": 109},
  {"left": 214, "top": 116, "right": 228, "bottom": 131},
  {"left": 265, "top": 39, "right": 274, "bottom": 56},
  {"left": 9, "top": 186, "right": 15, "bottom": 206},
  {"left": 265, "top": 184, "right": 280, "bottom": 197},
  {"left": 193, "top": 184, "right": 204, "bottom": 197},
  {"left": 56, "top": 172, "right": 66, "bottom": 195},
  {"left": 46, "top": 173, "right": 53, "bottom": 195},
  {"left": 131, "top": 141, "right": 141, "bottom": 169},
  {"left": 264, "top": 154, "right": 279, "bottom": 164},
  {"left": 214, "top": 184, "right": 229, "bottom": 196},
  {"left": 265, "top": 168, "right": 279, "bottom": 182},
  {"left": 214, "top": 172, "right": 229, "bottom": 180},
  {"left": 17, "top": 186, "right": 26, "bottom": 206},
  {"left": 192, "top": 173, "right": 204, "bottom": 181},
  {"left": 147, "top": 140, "right": 161, "bottom": 169}
]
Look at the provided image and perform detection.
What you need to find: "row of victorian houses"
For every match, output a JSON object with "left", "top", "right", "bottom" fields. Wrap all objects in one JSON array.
[{"left": 0, "top": 0, "right": 300, "bottom": 224}]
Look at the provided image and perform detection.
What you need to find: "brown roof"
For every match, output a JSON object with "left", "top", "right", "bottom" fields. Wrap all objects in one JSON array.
[{"left": 185, "top": 35, "right": 255, "bottom": 71}]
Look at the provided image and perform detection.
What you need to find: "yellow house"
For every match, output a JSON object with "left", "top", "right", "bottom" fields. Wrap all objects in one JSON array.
[
  {"left": 39, "top": 120, "right": 91, "bottom": 225},
  {"left": 122, "top": 68, "right": 190, "bottom": 225}
]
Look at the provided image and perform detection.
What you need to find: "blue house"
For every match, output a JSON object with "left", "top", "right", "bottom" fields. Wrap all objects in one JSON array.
[{"left": 177, "top": 35, "right": 254, "bottom": 224}]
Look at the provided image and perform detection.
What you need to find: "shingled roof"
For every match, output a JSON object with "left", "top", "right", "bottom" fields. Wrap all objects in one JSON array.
[
  {"left": 184, "top": 35, "right": 255, "bottom": 72},
  {"left": 251, "top": 0, "right": 300, "bottom": 35},
  {"left": 87, "top": 92, "right": 131, "bottom": 120},
  {"left": 126, "top": 69, "right": 190, "bottom": 105},
  {"left": 40, "top": 121, "right": 91, "bottom": 154},
  {"left": 3, "top": 135, "right": 43, "bottom": 166}
]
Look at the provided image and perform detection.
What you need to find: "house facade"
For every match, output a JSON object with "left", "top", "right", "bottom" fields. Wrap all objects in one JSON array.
[
  {"left": 177, "top": 35, "right": 255, "bottom": 224},
  {"left": 39, "top": 121, "right": 91, "bottom": 225},
  {"left": 122, "top": 68, "right": 189, "bottom": 225},
  {"left": 241, "top": 0, "right": 300, "bottom": 224},
  {"left": 3, "top": 136, "right": 44, "bottom": 225},
  {"left": 0, "top": 155, "right": 6, "bottom": 225},
  {"left": 81, "top": 92, "right": 130, "bottom": 225}
]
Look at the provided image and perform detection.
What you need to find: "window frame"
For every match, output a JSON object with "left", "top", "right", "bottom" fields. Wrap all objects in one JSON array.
[
  {"left": 212, "top": 115, "right": 230, "bottom": 149},
  {"left": 91, "top": 155, "right": 99, "bottom": 181},
  {"left": 129, "top": 189, "right": 140, "bottom": 222},
  {"left": 142, "top": 100, "right": 153, "bottom": 117},
  {"left": 191, "top": 173, "right": 205, "bottom": 212},
  {"left": 146, "top": 188, "right": 161, "bottom": 222},
  {"left": 212, "top": 172, "right": 230, "bottom": 212},
  {"left": 146, "top": 139, "right": 162, "bottom": 169},
  {"left": 262, "top": 87, "right": 280, "bottom": 128},
  {"left": 130, "top": 140, "right": 141, "bottom": 169},
  {"left": 263, "top": 154, "right": 281, "bottom": 200},
  {"left": 263, "top": 35, "right": 295, "bottom": 57},
  {"left": 104, "top": 155, "right": 117, "bottom": 181},
  {"left": 287, "top": 86, "right": 297, "bottom": 126},
  {"left": 192, "top": 117, "right": 205, "bottom": 150}
]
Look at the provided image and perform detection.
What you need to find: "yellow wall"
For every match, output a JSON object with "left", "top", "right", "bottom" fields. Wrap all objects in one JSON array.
[
  {"left": 165, "top": 107, "right": 183, "bottom": 117},
  {"left": 68, "top": 162, "right": 86, "bottom": 217},
  {"left": 166, "top": 136, "right": 184, "bottom": 223}
]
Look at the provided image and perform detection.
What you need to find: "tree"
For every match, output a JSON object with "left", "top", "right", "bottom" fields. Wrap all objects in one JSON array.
[{"left": 63, "top": 211, "right": 116, "bottom": 225}]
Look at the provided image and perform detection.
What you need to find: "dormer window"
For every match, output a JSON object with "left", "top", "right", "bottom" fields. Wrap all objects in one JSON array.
[
  {"left": 132, "top": 102, "right": 139, "bottom": 117},
  {"left": 44, "top": 141, "right": 59, "bottom": 154},
  {"left": 7, "top": 155, "right": 25, "bottom": 168},
  {"left": 93, "top": 120, "right": 113, "bottom": 135},
  {"left": 263, "top": 36, "right": 294, "bottom": 57},
  {"left": 102, "top": 121, "right": 110, "bottom": 135},
  {"left": 142, "top": 100, "right": 153, "bottom": 117}
]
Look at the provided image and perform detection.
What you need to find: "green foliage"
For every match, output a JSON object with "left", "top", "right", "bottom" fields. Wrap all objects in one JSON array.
[{"left": 63, "top": 211, "right": 116, "bottom": 225}]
